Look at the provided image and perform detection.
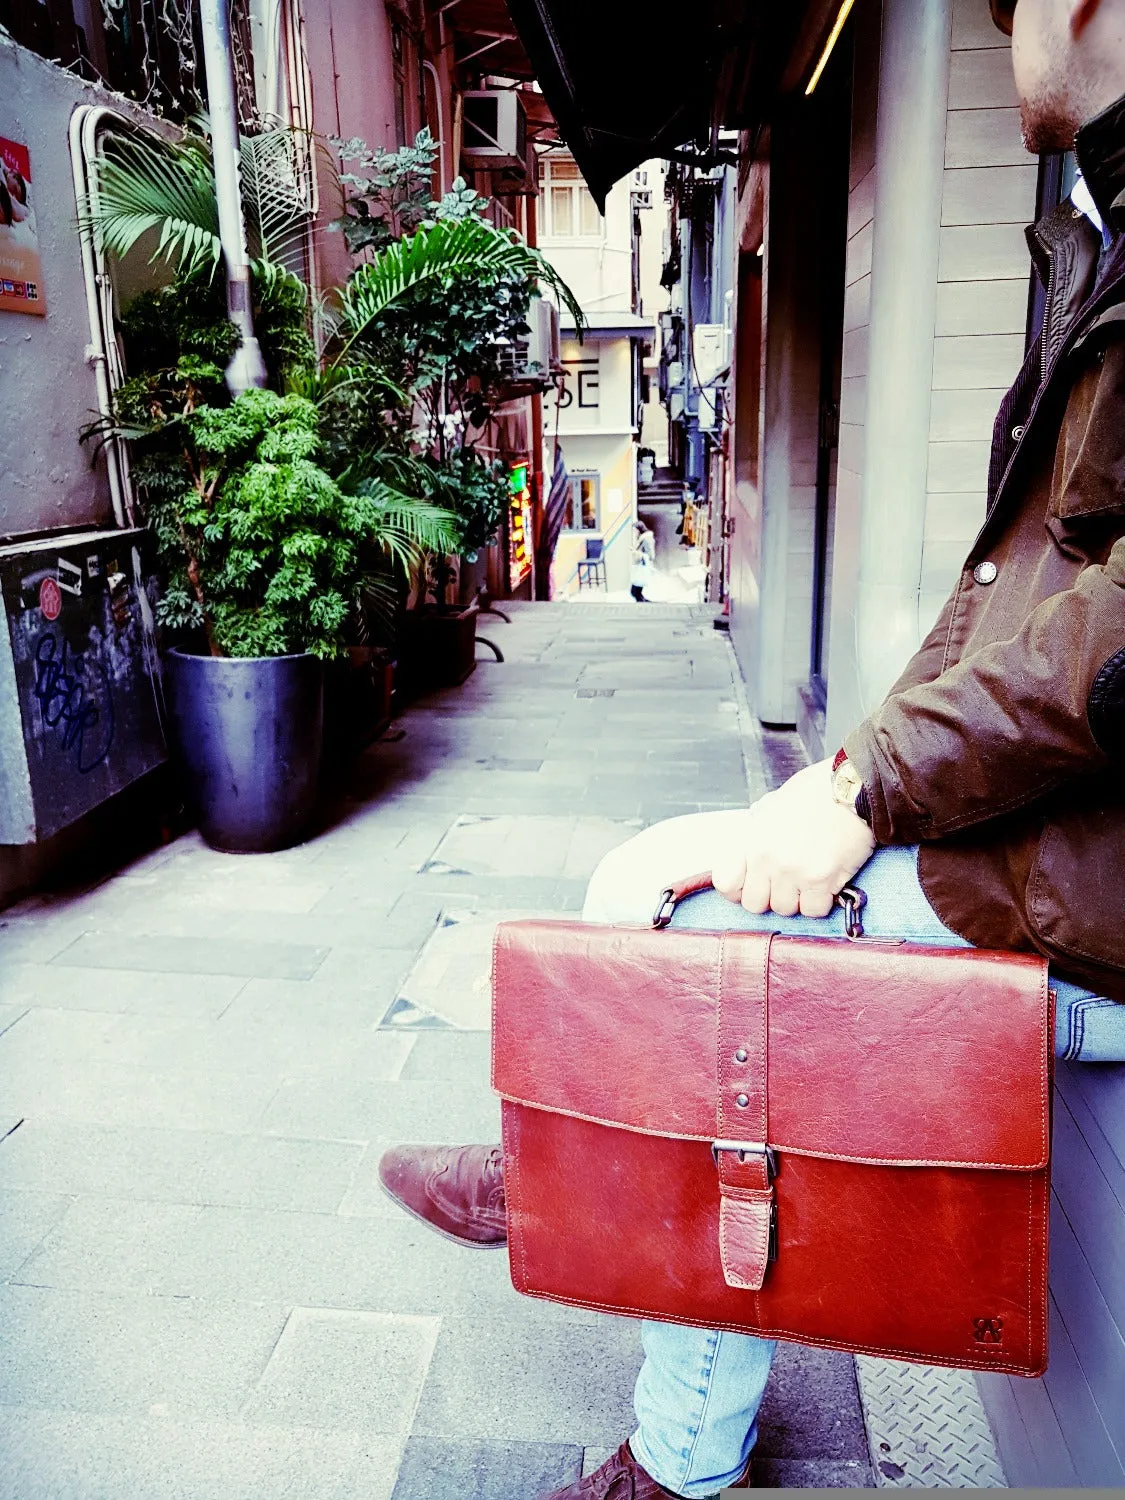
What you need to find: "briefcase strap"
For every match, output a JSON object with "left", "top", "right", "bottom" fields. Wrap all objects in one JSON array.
[
  {"left": 651, "top": 876, "right": 874, "bottom": 1289},
  {"left": 714, "top": 932, "right": 776, "bottom": 1291}
]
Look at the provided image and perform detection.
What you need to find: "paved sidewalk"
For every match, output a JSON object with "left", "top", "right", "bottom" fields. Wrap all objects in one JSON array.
[{"left": 0, "top": 602, "right": 872, "bottom": 1498}]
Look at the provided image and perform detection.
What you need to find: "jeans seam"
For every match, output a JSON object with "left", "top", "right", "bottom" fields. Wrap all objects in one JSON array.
[{"left": 675, "top": 1330, "right": 722, "bottom": 1493}]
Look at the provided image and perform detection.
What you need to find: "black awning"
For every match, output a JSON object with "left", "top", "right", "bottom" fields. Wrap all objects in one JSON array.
[{"left": 503, "top": 0, "right": 839, "bottom": 208}]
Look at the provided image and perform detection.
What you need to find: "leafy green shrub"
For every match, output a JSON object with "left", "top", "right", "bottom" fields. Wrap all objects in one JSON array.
[
  {"left": 152, "top": 389, "right": 407, "bottom": 660},
  {"left": 423, "top": 450, "right": 508, "bottom": 559},
  {"left": 333, "top": 128, "right": 443, "bottom": 256}
]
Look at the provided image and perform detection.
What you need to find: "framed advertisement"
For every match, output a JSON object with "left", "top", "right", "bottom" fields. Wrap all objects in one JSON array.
[{"left": 0, "top": 139, "right": 45, "bottom": 316}]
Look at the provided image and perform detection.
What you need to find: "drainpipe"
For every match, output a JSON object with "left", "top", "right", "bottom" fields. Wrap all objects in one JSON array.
[
  {"left": 849, "top": 0, "right": 951, "bottom": 718},
  {"left": 200, "top": 0, "right": 268, "bottom": 393}
]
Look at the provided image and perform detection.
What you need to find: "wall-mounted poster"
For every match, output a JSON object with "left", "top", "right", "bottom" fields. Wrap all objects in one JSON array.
[{"left": 0, "top": 139, "right": 45, "bottom": 317}]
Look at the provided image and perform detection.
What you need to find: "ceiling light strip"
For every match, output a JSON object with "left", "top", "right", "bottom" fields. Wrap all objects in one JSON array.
[{"left": 805, "top": 0, "right": 856, "bottom": 96}]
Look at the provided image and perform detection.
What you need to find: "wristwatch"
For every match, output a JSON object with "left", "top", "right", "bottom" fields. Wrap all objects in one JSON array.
[{"left": 831, "top": 748, "right": 871, "bottom": 825}]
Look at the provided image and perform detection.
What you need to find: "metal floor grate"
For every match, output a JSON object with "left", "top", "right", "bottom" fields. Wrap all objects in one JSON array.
[{"left": 856, "top": 1359, "right": 1008, "bottom": 1488}]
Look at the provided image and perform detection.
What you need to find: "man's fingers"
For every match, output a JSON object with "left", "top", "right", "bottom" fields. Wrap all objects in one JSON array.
[
  {"left": 769, "top": 881, "right": 801, "bottom": 918},
  {"left": 798, "top": 885, "right": 836, "bottom": 919},
  {"left": 711, "top": 850, "right": 747, "bottom": 904},
  {"left": 740, "top": 871, "right": 771, "bottom": 914}
]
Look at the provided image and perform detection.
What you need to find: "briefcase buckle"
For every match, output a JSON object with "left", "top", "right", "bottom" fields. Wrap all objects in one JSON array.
[{"left": 711, "top": 1140, "right": 778, "bottom": 1180}]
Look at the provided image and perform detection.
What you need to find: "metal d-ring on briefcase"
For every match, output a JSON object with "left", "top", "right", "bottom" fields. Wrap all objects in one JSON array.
[{"left": 490, "top": 875, "right": 1053, "bottom": 1376}]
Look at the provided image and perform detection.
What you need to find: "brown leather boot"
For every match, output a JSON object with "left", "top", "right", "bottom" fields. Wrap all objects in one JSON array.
[
  {"left": 538, "top": 1443, "right": 753, "bottom": 1498},
  {"left": 377, "top": 1143, "right": 507, "bottom": 1247},
  {"left": 538, "top": 1442, "right": 681, "bottom": 1498}
]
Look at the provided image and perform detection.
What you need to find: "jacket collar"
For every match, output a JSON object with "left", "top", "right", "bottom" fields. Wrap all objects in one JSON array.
[{"left": 1075, "top": 92, "right": 1125, "bottom": 233}]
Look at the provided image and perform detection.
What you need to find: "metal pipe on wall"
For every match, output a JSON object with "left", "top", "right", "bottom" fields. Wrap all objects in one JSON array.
[
  {"left": 199, "top": 0, "right": 268, "bottom": 393},
  {"left": 845, "top": 0, "right": 951, "bottom": 725}
]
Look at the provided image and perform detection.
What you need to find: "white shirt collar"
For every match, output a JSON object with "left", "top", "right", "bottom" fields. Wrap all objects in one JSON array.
[{"left": 1071, "top": 171, "right": 1110, "bottom": 246}]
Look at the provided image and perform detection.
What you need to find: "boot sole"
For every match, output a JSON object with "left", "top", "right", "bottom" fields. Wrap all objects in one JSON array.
[{"left": 377, "top": 1178, "right": 508, "bottom": 1249}]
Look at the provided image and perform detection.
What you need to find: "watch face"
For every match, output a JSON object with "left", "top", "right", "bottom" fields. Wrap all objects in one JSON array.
[{"left": 833, "top": 762, "right": 861, "bottom": 805}]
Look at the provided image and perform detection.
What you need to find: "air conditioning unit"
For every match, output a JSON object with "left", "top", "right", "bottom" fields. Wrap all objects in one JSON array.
[
  {"left": 493, "top": 300, "right": 561, "bottom": 385},
  {"left": 527, "top": 298, "right": 560, "bottom": 372},
  {"left": 461, "top": 90, "right": 529, "bottom": 169},
  {"left": 692, "top": 324, "right": 730, "bottom": 385}
]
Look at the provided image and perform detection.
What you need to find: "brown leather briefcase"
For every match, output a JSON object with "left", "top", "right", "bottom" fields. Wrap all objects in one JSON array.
[{"left": 491, "top": 882, "right": 1053, "bottom": 1376}]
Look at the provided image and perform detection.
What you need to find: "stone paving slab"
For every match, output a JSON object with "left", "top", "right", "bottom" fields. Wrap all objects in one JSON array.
[
  {"left": 2, "top": 1058, "right": 281, "bottom": 1133},
  {"left": 397, "top": 1031, "right": 492, "bottom": 1081},
  {"left": 0, "top": 1284, "right": 288, "bottom": 1417},
  {"left": 241, "top": 1307, "right": 440, "bottom": 1432},
  {"left": 757, "top": 1344, "right": 872, "bottom": 1461},
  {"left": 223, "top": 969, "right": 415, "bottom": 1030},
  {"left": 0, "top": 1190, "right": 73, "bottom": 1280},
  {"left": 390, "top": 1437, "right": 582, "bottom": 1500},
  {"left": 0, "top": 1122, "right": 367, "bottom": 1213},
  {"left": 0, "top": 1409, "right": 404, "bottom": 1500},
  {"left": 426, "top": 814, "right": 641, "bottom": 882},
  {"left": 0, "top": 1001, "right": 28, "bottom": 1035},
  {"left": 391, "top": 908, "right": 572, "bottom": 1030},
  {"left": 410, "top": 1314, "right": 642, "bottom": 1445},
  {"left": 50, "top": 931, "right": 330, "bottom": 981},
  {"left": 262, "top": 1075, "right": 503, "bottom": 1142},
  {"left": 0, "top": 961, "right": 247, "bottom": 1017},
  {"left": 92, "top": 1012, "right": 414, "bottom": 1081}
]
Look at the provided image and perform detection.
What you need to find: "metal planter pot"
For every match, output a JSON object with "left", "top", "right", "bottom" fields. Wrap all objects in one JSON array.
[
  {"left": 397, "top": 602, "right": 479, "bottom": 697},
  {"left": 167, "top": 649, "right": 324, "bottom": 853}
]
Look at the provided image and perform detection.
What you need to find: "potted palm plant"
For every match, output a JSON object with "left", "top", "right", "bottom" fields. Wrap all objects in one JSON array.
[
  {"left": 79, "top": 126, "right": 462, "bottom": 845},
  {"left": 332, "top": 134, "right": 583, "bottom": 693},
  {"left": 394, "top": 448, "right": 508, "bottom": 693}
]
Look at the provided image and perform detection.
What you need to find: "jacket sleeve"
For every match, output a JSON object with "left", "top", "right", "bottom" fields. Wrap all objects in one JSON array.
[
  {"left": 844, "top": 545, "right": 1125, "bottom": 844},
  {"left": 882, "top": 586, "right": 959, "bottom": 699}
]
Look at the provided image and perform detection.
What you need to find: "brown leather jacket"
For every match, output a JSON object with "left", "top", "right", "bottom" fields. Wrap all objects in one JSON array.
[{"left": 845, "top": 97, "right": 1125, "bottom": 1001}]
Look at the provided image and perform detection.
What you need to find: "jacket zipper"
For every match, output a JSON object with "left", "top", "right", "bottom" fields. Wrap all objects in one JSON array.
[{"left": 1039, "top": 243, "right": 1058, "bottom": 376}]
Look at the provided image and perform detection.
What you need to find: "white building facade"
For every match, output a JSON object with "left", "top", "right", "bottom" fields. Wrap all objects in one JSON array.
[{"left": 539, "top": 155, "right": 664, "bottom": 594}]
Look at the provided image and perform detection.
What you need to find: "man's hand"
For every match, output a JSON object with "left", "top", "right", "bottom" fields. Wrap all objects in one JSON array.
[{"left": 711, "top": 759, "right": 876, "bottom": 917}]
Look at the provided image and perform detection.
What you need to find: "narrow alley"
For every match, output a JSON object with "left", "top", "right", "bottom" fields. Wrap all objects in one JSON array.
[{"left": 0, "top": 602, "right": 880, "bottom": 1499}]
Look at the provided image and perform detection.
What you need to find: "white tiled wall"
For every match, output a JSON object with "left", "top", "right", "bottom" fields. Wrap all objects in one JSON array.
[{"left": 922, "top": 0, "right": 1037, "bottom": 622}]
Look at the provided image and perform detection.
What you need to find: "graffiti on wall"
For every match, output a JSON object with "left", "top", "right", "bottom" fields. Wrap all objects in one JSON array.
[{"left": 31, "top": 631, "right": 116, "bottom": 774}]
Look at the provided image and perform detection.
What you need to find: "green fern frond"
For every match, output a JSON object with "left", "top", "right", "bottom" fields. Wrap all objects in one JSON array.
[
  {"left": 81, "top": 132, "right": 221, "bottom": 277},
  {"left": 338, "top": 217, "right": 585, "bottom": 350}
]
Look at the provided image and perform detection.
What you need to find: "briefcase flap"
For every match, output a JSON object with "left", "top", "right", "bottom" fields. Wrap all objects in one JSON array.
[{"left": 492, "top": 922, "right": 1051, "bottom": 1171}]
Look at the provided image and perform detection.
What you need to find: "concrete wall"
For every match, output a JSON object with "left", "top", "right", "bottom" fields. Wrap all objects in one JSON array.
[
  {"left": 539, "top": 168, "right": 634, "bottom": 315},
  {"left": 548, "top": 336, "right": 637, "bottom": 596},
  {"left": 550, "top": 433, "right": 634, "bottom": 595},
  {"left": 922, "top": 0, "right": 1036, "bottom": 625},
  {"left": 751, "top": 113, "right": 821, "bottom": 723},
  {"left": 0, "top": 36, "right": 122, "bottom": 538},
  {"left": 304, "top": 0, "right": 402, "bottom": 298},
  {"left": 732, "top": 39, "right": 850, "bottom": 726},
  {"left": 636, "top": 160, "right": 670, "bottom": 464},
  {"left": 825, "top": 0, "right": 1036, "bottom": 747},
  {"left": 978, "top": 1063, "right": 1125, "bottom": 1487},
  {"left": 826, "top": 0, "right": 882, "bottom": 748}
]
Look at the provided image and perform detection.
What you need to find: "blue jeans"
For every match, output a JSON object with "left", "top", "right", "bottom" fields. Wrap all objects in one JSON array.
[{"left": 582, "top": 839, "right": 1115, "bottom": 1498}]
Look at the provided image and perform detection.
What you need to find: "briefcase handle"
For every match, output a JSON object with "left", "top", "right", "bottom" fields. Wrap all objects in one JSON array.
[{"left": 653, "top": 874, "right": 868, "bottom": 938}]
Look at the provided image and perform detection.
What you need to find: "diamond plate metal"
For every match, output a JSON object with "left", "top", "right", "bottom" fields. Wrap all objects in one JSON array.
[{"left": 855, "top": 1358, "right": 1008, "bottom": 1488}]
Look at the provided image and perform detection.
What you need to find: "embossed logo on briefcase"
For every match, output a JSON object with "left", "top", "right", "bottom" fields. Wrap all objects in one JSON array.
[{"left": 972, "top": 1317, "right": 1004, "bottom": 1344}]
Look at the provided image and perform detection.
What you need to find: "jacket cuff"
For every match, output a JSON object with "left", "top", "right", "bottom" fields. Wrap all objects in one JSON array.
[{"left": 842, "top": 724, "right": 920, "bottom": 846}]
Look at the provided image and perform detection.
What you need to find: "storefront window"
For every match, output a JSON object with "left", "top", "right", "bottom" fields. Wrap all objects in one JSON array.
[{"left": 564, "top": 474, "right": 599, "bottom": 531}]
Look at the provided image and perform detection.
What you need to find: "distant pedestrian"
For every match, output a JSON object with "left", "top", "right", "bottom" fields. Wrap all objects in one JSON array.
[{"left": 630, "top": 520, "right": 654, "bottom": 603}]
